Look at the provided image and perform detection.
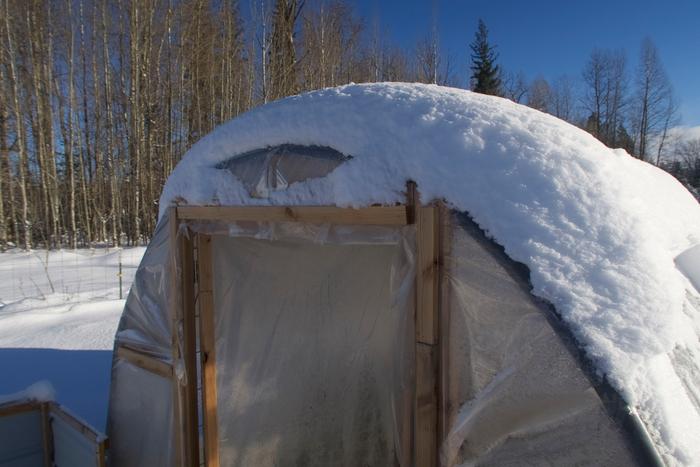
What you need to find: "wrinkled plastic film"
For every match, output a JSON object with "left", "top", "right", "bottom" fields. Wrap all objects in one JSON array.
[
  {"left": 112, "top": 216, "right": 173, "bottom": 358},
  {"left": 209, "top": 225, "right": 416, "bottom": 466},
  {"left": 440, "top": 213, "right": 637, "bottom": 466},
  {"left": 187, "top": 219, "right": 408, "bottom": 245},
  {"left": 108, "top": 212, "right": 179, "bottom": 467}
]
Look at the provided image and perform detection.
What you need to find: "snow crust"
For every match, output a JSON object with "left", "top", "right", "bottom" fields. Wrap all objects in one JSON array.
[{"left": 160, "top": 83, "right": 700, "bottom": 464}]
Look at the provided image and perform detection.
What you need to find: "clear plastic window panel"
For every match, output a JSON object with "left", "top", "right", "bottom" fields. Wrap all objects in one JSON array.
[{"left": 210, "top": 225, "right": 415, "bottom": 467}]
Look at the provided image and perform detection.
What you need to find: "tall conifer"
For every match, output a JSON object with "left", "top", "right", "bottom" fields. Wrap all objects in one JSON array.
[{"left": 469, "top": 19, "right": 502, "bottom": 96}]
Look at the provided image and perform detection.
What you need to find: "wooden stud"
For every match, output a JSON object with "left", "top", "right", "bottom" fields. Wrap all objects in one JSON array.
[
  {"left": 97, "top": 439, "right": 107, "bottom": 467},
  {"left": 180, "top": 232, "right": 199, "bottom": 467},
  {"left": 410, "top": 186, "right": 442, "bottom": 467},
  {"left": 40, "top": 402, "right": 52, "bottom": 467},
  {"left": 0, "top": 401, "right": 40, "bottom": 417},
  {"left": 416, "top": 206, "right": 440, "bottom": 345},
  {"left": 415, "top": 343, "right": 438, "bottom": 467},
  {"left": 437, "top": 204, "right": 451, "bottom": 444},
  {"left": 116, "top": 345, "right": 173, "bottom": 380},
  {"left": 406, "top": 181, "right": 417, "bottom": 225},
  {"left": 177, "top": 205, "right": 409, "bottom": 225},
  {"left": 167, "top": 207, "right": 184, "bottom": 467},
  {"left": 197, "top": 233, "right": 220, "bottom": 467}
]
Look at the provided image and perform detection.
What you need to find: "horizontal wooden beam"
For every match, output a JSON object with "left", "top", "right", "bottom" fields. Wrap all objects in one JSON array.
[
  {"left": 116, "top": 345, "right": 173, "bottom": 380},
  {"left": 48, "top": 402, "right": 104, "bottom": 443},
  {"left": 176, "top": 205, "right": 409, "bottom": 225},
  {"left": 0, "top": 401, "right": 40, "bottom": 417}
]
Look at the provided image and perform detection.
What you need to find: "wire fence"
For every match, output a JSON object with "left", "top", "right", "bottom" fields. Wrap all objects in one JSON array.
[{"left": 0, "top": 247, "right": 146, "bottom": 308}]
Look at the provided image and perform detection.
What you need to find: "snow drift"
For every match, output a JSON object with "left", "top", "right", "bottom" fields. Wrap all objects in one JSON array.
[{"left": 159, "top": 83, "right": 700, "bottom": 464}]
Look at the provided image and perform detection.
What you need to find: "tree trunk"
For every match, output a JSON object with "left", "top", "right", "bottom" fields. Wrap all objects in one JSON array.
[{"left": 4, "top": 0, "right": 32, "bottom": 249}]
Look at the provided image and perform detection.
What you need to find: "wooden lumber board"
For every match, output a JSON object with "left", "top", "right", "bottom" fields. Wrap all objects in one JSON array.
[
  {"left": 413, "top": 196, "right": 442, "bottom": 467},
  {"left": 97, "top": 439, "right": 107, "bottom": 467},
  {"left": 415, "top": 343, "right": 438, "bottom": 467},
  {"left": 40, "top": 402, "right": 52, "bottom": 467},
  {"left": 405, "top": 181, "right": 418, "bottom": 225},
  {"left": 167, "top": 207, "right": 184, "bottom": 467},
  {"left": 437, "top": 204, "right": 451, "bottom": 444},
  {"left": 115, "top": 345, "right": 173, "bottom": 379},
  {"left": 398, "top": 374, "right": 414, "bottom": 467},
  {"left": 416, "top": 206, "right": 440, "bottom": 345},
  {"left": 177, "top": 205, "right": 409, "bottom": 225},
  {"left": 0, "top": 401, "right": 40, "bottom": 417},
  {"left": 197, "top": 233, "right": 220, "bottom": 467},
  {"left": 180, "top": 232, "right": 199, "bottom": 467}
]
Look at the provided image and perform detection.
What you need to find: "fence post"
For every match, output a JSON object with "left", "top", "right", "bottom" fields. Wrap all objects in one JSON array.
[{"left": 118, "top": 251, "right": 123, "bottom": 300}]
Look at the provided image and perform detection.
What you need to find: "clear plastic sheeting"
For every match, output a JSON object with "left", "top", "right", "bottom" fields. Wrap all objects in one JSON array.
[
  {"left": 112, "top": 217, "right": 173, "bottom": 358},
  {"left": 218, "top": 144, "right": 350, "bottom": 198},
  {"left": 52, "top": 412, "right": 100, "bottom": 467},
  {"left": 210, "top": 225, "right": 415, "bottom": 467},
  {"left": 189, "top": 219, "right": 408, "bottom": 246},
  {"left": 107, "top": 214, "right": 175, "bottom": 467},
  {"left": 441, "top": 213, "right": 638, "bottom": 466},
  {"left": 108, "top": 359, "right": 174, "bottom": 467},
  {"left": 0, "top": 409, "right": 44, "bottom": 466},
  {"left": 106, "top": 206, "right": 648, "bottom": 466}
]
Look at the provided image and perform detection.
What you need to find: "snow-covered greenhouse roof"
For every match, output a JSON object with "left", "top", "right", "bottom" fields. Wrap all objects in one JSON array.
[{"left": 160, "top": 83, "right": 700, "bottom": 464}]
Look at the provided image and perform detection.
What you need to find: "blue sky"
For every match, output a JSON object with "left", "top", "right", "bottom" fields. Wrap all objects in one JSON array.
[{"left": 354, "top": 0, "right": 700, "bottom": 126}]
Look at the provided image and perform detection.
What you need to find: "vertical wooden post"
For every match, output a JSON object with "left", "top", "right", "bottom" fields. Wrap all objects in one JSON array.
[
  {"left": 96, "top": 439, "right": 107, "bottom": 467},
  {"left": 167, "top": 207, "right": 184, "bottom": 467},
  {"left": 40, "top": 402, "right": 52, "bottom": 467},
  {"left": 181, "top": 230, "right": 199, "bottom": 466},
  {"left": 437, "top": 205, "right": 451, "bottom": 445},
  {"left": 197, "top": 233, "right": 220, "bottom": 467},
  {"left": 409, "top": 181, "right": 442, "bottom": 467}
]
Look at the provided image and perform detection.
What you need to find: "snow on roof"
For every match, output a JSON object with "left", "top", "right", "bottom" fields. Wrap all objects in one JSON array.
[{"left": 161, "top": 83, "right": 700, "bottom": 464}]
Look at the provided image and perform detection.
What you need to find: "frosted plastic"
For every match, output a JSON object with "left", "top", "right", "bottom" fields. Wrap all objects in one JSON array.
[
  {"left": 107, "top": 214, "right": 176, "bottom": 467},
  {"left": 107, "top": 208, "right": 646, "bottom": 466},
  {"left": 0, "top": 409, "right": 44, "bottom": 466},
  {"left": 108, "top": 359, "right": 174, "bottom": 467},
  {"left": 210, "top": 226, "right": 415, "bottom": 466},
  {"left": 52, "top": 413, "right": 99, "bottom": 467},
  {"left": 112, "top": 217, "right": 172, "bottom": 359},
  {"left": 441, "top": 213, "right": 638, "bottom": 466}
]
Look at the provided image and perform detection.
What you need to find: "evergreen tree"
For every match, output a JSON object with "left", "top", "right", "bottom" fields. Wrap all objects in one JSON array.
[
  {"left": 469, "top": 19, "right": 502, "bottom": 96},
  {"left": 615, "top": 123, "right": 635, "bottom": 154}
]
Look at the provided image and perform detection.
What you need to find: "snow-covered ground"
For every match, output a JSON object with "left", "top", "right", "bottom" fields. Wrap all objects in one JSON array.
[{"left": 0, "top": 247, "right": 145, "bottom": 430}]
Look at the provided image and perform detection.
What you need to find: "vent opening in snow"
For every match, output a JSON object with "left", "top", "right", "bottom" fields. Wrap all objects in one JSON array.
[{"left": 217, "top": 144, "right": 350, "bottom": 198}]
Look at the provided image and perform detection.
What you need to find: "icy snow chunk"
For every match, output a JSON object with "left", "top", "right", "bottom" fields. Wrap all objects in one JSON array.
[
  {"left": 0, "top": 380, "right": 55, "bottom": 405},
  {"left": 676, "top": 244, "right": 700, "bottom": 292}
]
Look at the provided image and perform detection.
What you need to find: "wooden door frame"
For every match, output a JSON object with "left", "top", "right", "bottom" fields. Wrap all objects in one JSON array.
[{"left": 169, "top": 185, "right": 444, "bottom": 467}]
